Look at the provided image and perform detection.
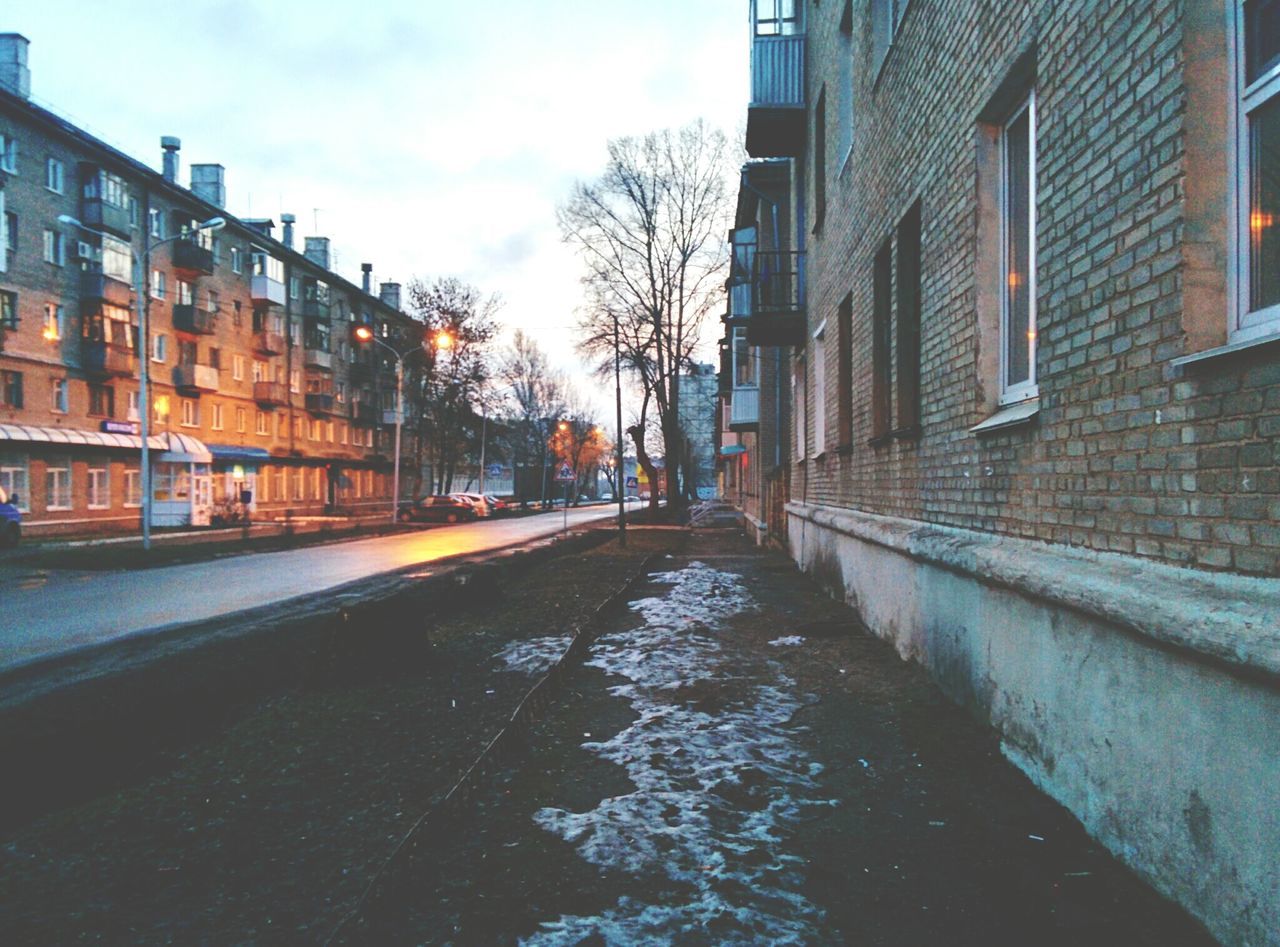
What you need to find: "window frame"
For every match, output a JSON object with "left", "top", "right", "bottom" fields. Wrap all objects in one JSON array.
[
  {"left": 45, "top": 457, "right": 72, "bottom": 511},
  {"left": 87, "top": 465, "right": 110, "bottom": 510},
  {"left": 999, "top": 93, "right": 1038, "bottom": 406},
  {"left": 45, "top": 157, "right": 64, "bottom": 194}
]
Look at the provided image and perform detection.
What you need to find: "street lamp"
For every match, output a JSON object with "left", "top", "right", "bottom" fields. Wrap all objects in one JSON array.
[{"left": 59, "top": 212, "right": 225, "bottom": 550}]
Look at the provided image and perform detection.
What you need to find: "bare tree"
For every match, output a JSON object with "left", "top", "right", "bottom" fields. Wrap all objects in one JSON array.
[
  {"left": 499, "top": 330, "right": 568, "bottom": 507},
  {"left": 560, "top": 119, "right": 732, "bottom": 516}
]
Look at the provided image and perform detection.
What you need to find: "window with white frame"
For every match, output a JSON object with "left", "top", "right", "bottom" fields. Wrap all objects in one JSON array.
[
  {"left": 0, "top": 132, "right": 16, "bottom": 173},
  {"left": 152, "top": 333, "right": 167, "bottom": 363},
  {"left": 45, "top": 457, "right": 71, "bottom": 510},
  {"left": 152, "top": 270, "right": 166, "bottom": 300},
  {"left": 43, "top": 303, "right": 63, "bottom": 341},
  {"left": 230, "top": 245, "right": 241, "bottom": 274},
  {"left": 87, "top": 465, "right": 109, "bottom": 509},
  {"left": 1000, "top": 94, "right": 1037, "bottom": 403},
  {"left": 794, "top": 356, "right": 806, "bottom": 460},
  {"left": 812, "top": 324, "right": 827, "bottom": 452},
  {"left": 148, "top": 208, "right": 165, "bottom": 239},
  {"left": 177, "top": 279, "right": 194, "bottom": 306},
  {"left": 211, "top": 402, "right": 224, "bottom": 430},
  {"left": 253, "top": 360, "right": 267, "bottom": 383},
  {"left": 153, "top": 395, "right": 170, "bottom": 425},
  {"left": 236, "top": 406, "right": 246, "bottom": 433},
  {"left": 1234, "top": 0, "right": 1280, "bottom": 338},
  {"left": 732, "top": 326, "right": 758, "bottom": 389},
  {"left": 42, "top": 229, "right": 65, "bottom": 266},
  {"left": 0, "top": 196, "right": 10, "bottom": 274},
  {"left": 101, "top": 235, "right": 131, "bottom": 283},
  {"left": 233, "top": 354, "right": 245, "bottom": 381},
  {"left": 45, "top": 157, "right": 64, "bottom": 194},
  {"left": 0, "top": 456, "right": 29, "bottom": 511},
  {"left": 256, "top": 410, "right": 268, "bottom": 435},
  {"left": 51, "top": 377, "right": 68, "bottom": 413},
  {"left": 181, "top": 398, "right": 199, "bottom": 427},
  {"left": 124, "top": 468, "right": 141, "bottom": 507}
]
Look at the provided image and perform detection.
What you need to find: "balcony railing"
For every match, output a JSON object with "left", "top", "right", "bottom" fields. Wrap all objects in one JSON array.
[
  {"left": 80, "top": 269, "right": 132, "bottom": 308},
  {"left": 173, "top": 363, "right": 219, "bottom": 393},
  {"left": 83, "top": 341, "right": 135, "bottom": 377},
  {"left": 729, "top": 386, "right": 760, "bottom": 430},
  {"left": 350, "top": 402, "right": 378, "bottom": 425},
  {"left": 253, "top": 330, "right": 285, "bottom": 355},
  {"left": 172, "top": 304, "right": 217, "bottom": 335},
  {"left": 81, "top": 198, "right": 131, "bottom": 238},
  {"left": 250, "top": 274, "right": 286, "bottom": 306},
  {"left": 305, "top": 391, "right": 336, "bottom": 414},
  {"left": 746, "top": 33, "right": 806, "bottom": 157},
  {"left": 302, "top": 299, "right": 330, "bottom": 319},
  {"left": 172, "top": 239, "right": 215, "bottom": 276},
  {"left": 747, "top": 250, "right": 806, "bottom": 346},
  {"left": 304, "top": 348, "right": 333, "bottom": 371},
  {"left": 253, "top": 381, "right": 290, "bottom": 406}
]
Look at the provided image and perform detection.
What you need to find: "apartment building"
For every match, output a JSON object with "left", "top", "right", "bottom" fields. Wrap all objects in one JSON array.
[
  {"left": 0, "top": 34, "right": 419, "bottom": 537},
  {"left": 734, "top": 2, "right": 1279, "bottom": 941}
]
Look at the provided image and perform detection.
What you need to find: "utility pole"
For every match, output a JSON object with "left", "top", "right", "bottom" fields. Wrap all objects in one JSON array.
[{"left": 614, "top": 311, "right": 626, "bottom": 547}]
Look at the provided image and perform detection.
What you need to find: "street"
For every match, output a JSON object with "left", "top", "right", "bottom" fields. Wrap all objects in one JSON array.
[{"left": 0, "top": 506, "right": 618, "bottom": 672}]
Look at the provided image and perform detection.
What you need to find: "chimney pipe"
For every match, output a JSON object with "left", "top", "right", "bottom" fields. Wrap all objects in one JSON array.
[
  {"left": 379, "top": 281, "right": 401, "bottom": 311},
  {"left": 0, "top": 34, "right": 31, "bottom": 100},
  {"left": 281, "top": 213, "right": 296, "bottom": 250},
  {"left": 190, "top": 163, "right": 226, "bottom": 209},
  {"left": 304, "top": 236, "right": 330, "bottom": 270},
  {"left": 361, "top": 263, "right": 372, "bottom": 294},
  {"left": 160, "top": 136, "right": 181, "bottom": 183}
]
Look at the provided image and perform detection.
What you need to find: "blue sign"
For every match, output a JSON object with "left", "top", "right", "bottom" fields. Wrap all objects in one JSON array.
[
  {"left": 555, "top": 463, "right": 575, "bottom": 482},
  {"left": 487, "top": 463, "right": 503, "bottom": 478},
  {"left": 101, "top": 420, "right": 139, "bottom": 435},
  {"left": 625, "top": 476, "right": 639, "bottom": 489}
]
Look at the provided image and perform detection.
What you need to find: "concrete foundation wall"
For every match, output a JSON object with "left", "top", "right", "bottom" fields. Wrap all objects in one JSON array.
[{"left": 788, "top": 501, "right": 1280, "bottom": 946}]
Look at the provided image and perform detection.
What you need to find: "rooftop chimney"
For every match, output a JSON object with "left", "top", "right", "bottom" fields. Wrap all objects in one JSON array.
[
  {"left": 190, "top": 163, "right": 226, "bottom": 209},
  {"left": 361, "top": 263, "right": 372, "bottom": 294},
  {"left": 304, "top": 236, "right": 330, "bottom": 270},
  {"left": 160, "top": 136, "right": 181, "bottom": 183},
  {"left": 280, "top": 213, "right": 296, "bottom": 249},
  {"left": 243, "top": 218, "right": 275, "bottom": 239},
  {"left": 0, "top": 34, "right": 31, "bottom": 100},
  {"left": 379, "top": 281, "right": 401, "bottom": 311}
]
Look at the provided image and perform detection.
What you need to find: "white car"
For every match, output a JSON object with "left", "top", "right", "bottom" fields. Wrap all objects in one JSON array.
[{"left": 451, "top": 493, "right": 494, "bottom": 517}]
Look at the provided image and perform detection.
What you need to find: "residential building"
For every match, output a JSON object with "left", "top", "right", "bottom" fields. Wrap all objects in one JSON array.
[
  {"left": 676, "top": 362, "right": 718, "bottom": 500},
  {"left": 732, "top": 2, "right": 1279, "bottom": 942},
  {"left": 0, "top": 34, "right": 419, "bottom": 536}
]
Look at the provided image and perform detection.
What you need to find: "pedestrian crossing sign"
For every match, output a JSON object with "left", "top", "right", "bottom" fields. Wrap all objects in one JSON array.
[{"left": 555, "top": 463, "right": 575, "bottom": 482}]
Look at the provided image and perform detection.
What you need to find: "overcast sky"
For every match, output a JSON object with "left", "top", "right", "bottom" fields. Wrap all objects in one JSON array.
[{"left": 9, "top": 1, "right": 747, "bottom": 409}]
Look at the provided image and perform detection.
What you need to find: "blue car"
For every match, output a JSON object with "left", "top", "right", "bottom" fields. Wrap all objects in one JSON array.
[{"left": 0, "top": 485, "right": 19, "bottom": 548}]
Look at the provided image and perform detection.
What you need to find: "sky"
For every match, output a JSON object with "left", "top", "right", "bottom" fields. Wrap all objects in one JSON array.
[{"left": 8, "top": 1, "right": 748, "bottom": 414}]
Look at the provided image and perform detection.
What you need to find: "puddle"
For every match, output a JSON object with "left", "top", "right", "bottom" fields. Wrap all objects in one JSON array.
[{"left": 524, "top": 561, "right": 835, "bottom": 944}]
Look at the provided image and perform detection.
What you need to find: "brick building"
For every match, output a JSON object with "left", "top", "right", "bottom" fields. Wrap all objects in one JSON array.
[
  {"left": 732, "top": 1, "right": 1279, "bottom": 941},
  {"left": 0, "top": 34, "right": 420, "bottom": 537}
]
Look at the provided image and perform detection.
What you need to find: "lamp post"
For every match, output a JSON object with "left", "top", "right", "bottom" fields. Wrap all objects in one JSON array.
[{"left": 59, "top": 212, "right": 224, "bottom": 550}]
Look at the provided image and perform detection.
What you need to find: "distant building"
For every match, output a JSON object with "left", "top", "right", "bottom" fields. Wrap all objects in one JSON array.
[
  {"left": 677, "top": 362, "right": 717, "bottom": 499},
  {"left": 0, "top": 34, "right": 420, "bottom": 535}
]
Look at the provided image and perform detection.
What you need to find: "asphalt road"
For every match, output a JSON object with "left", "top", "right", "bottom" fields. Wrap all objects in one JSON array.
[{"left": 0, "top": 506, "right": 619, "bottom": 672}]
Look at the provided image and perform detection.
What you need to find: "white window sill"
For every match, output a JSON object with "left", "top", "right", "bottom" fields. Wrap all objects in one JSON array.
[
  {"left": 970, "top": 398, "right": 1039, "bottom": 435},
  {"left": 1170, "top": 329, "right": 1280, "bottom": 369}
]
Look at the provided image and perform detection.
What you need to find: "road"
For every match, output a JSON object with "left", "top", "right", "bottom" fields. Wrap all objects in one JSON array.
[{"left": 0, "top": 506, "right": 618, "bottom": 672}]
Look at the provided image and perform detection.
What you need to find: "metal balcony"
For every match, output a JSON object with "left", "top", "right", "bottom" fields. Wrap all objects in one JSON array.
[
  {"left": 348, "top": 362, "right": 373, "bottom": 384},
  {"left": 304, "top": 348, "right": 333, "bottom": 371},
  {"left": 253, "top": 381, "right": 289, "bottom": 406},
  {"left": 729, "top": 386, "right": 760, "bottom": 431},
  {"left": 172, "top": 304, "right": 217, "bottom": 335},
  {"left": 172, "top": 239, "right": 214, "bottom": 276},
  {"left": 173, "top": 363, "right": 219, "bottom": 393},
  {"left": 747, "top": 250, "right": 806, "bottom": 346},
  {"left": 80, "top": 269, "right": 132, "bottom": 308},
  {"left": 746, "top": 33, "right": 806, "bottom": 157},
  {"left": 302, "top": 299, "right": 329, "bottom": 319},
  {"left": 81, "top": 198, "right": 131, "bottom": 238},
  {"left": 350, "top": 402, "right": 378, "bottom": 425},
  {"left": 83, "top": 341, "right": 135, "bottom": 377},
  {"left": 305, "top": 391, "right": 336, "bottom": 414},
  {"left": 253, "top": 330, "right": 285, "bottom": 355},
  {"left": 250, "top": 274, "right": 286, "bottom": 306}
]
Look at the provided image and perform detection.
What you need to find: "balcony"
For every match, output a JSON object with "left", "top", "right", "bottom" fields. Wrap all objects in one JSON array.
[
  {"left": 746, "top": 33, "right": 806, "bottom": 157},
  {"left": 173, "top": 363, "right": 219, "bottom": 393},
  {"left": 350, "top": 402, "right": 378, "bottom": 425},
  {"left": 382, "top": 409, "right": 402, "bottom": 427},
  {"left": 747, "top": 250, "right": 806, "bottom": 346},
  {"left": 253, "top": 381, "right": 289, "bottom": 406},
  {"left": 250, "top": 274, "right": 286, "bottom": 306},
  {"left": 172, "top": 304, "right": 217, "bottom": 335},
  {"left": 172, "top": 239, "right": 214, "bottom": 276},
  {"left": 306, "top": 392, "right": 336, "bottom": 415},
  {"left": 302, "top": 299, "right": 329, "bottom": 319},
  {"left": 81, "top": 197, "right": 131, "bottom": 238},
  {"left": 253, "top": 330, "right": 285, "bottom": 355},
  {"left": 80, "top": 269, "right": 132, "bottom": 308},
  {"left": 348, "top": 362, "right": 373, "bottom": 384},
  {"left": 83, "top": 341, "right": 135, "bottom": 377},
  {"left": 729, "top": 386, "right": 760, "bottom": 431},
  {"left": 304, "top": 348, "right": 333, "bottom": 371}
]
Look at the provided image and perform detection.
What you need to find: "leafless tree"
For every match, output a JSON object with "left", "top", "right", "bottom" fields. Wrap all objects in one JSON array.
[
  {"left": 560, "top": 119, "right": 732, "bottom": 516},
  {"left": 499, "top": 330, "right": 568, "bottom": 506}
]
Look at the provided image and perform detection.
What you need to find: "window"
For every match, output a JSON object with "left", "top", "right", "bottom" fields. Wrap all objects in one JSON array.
[
  {"left": 42, "top": 229, "right": 65, "bottom": 266},
  {"left": 236, "top": 406, "right": 246, "bottom": 433},
  {"left": 101, "top": 235, "right": 131, "bottom": 283},
  {"left": 814, "top": 87, "right": 827, "bottom": 230},
  {"left": 127, "top": 390, "right": 140, "bottom": 421},
  {"left": 289, "top": 276, "right": 300, "bottom": 300},
  {"left": 51, "top": 377, "right": 68, "bottom": 413},
  {"left": 0, "top": 132, "right": 16, "bottom": 173},
  {"left": 256, "top": 410, "right": 268, "bottom": 435},
  {"left": 1, "top": 210, "right": 14, "bottom": 272},
  {"left": 1234, "top": 0, "right": 1280, "bottom": 336},
  {"left": 895, "top": 200, "right": 922, "bottom": 432},
  {"left": 207, "top": 288, "right": 219, "bottom": 313},
  {"left": 208, "top": 347, "right": 221, "bottom": 370},
  {"left": 152, "top": 333, "right": 167, "bottom": 363},
  {"left": 1, "top": 456, "right": 30, "bottom": 510},
  {"left": 42, "top": 304, "right": 63, "bottom": 341},
  {"left": 1, "top": 370, "right": 22, "bottom": 408},
  {"left": 0, "top": 290, "right": 15, "bottom": 329},
  {"left": 292, "top": 467, "right": 304, "bottom": 501},
  {"left": 152, "top": 270, "right": 166, "bottom": 300},
  {"left": 837, "top": 294, "right": 853, "bottom": 448},
  {"left": 252, "top": 360, "right": 267, "bottom": 383},
  {"left": 180, "top": 398, "right": 198, "bottom": 427},
  {"left": 88, "top": 384, "right": 114, "bottom": 418},
  {"left": 290, "top": 369, "right": 300, "bottom": 394},
  {"left": 230, "top": 246, "right": 242, "bottom": 274},
  {"left": 45, "top": 157, "right": 64, "bottom": 194},
  {"left": 178, "top": 340, "right": 197, "bottom": 367},
  {"left": 309, "top": 418, "right": 321, "bottom": 441},
  {"left": 153, "top": 395, "right": 170, "bottom": 425},
  {"left": 754, "top": 0, "right": 799, "bottom": 35},
  {"left": 812, "top": 324, "right": 826, "bottom": 452},
  {"left": 124, "top": 468, "right": 141, "bottom": 507},
  {"left": 87, "top": 466, "right": 109, "bottom": 509},
  {"left": 732, "top": 326, "right": 757, "bottom": 388},
  {"left": 232, "top": 354, "right": 245, "bottom": 381},
  {"left": 871, "top": 0, "right": 907, "bottom": 71},
  {"left": 1001, "top": 95, "right": 1037, "bottom": 403},
  {"left": 211, "top": 402, "right": 223, "bottom": 431},
  {"left": 872, "top": 238, "right": 893, "bottom": 439},
  {"left": 837, "top": 1, "right": 855, "bottom": 162},
  {"left": 233, "top": 300, "right": 243, "bottom": 328},
  {"left": 794, "top": 357, "right": 806, "bottom": 461},
  {"left": 45, "top": 457, "right": 71, "bottom": 510},
  {"left": 177, "top": 279, "right": 194, "bottom": 306},
  {"left": 148, "top": 208, "right": 165, "bottom": 239}
]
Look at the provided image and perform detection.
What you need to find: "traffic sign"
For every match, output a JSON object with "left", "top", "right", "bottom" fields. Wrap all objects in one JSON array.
[
  {"left": 487, "top": 463, "right": 503, "bottom": 478},
  {"left": 555, "top": 463, "right": 575, "bottom": 482},
  {"left": 625, "top": 476, "right": 639, "bottom": 489}
]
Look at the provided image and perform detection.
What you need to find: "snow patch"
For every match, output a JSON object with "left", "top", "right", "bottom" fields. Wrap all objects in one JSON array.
[
  {"left": 495, "top": 635, "right": 574, "bottom": 676},
  {"left": 768, "top": 636, "right": 806, "bottom": 647}
]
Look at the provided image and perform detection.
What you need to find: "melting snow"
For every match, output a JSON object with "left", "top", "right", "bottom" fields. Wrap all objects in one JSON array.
[
  {"left": 496, "top": 635, "right": 574, "bottom": 676},
  {"left": 769, "top": 636, "right": 806, "bottom": 647},
  {"left": 524, "top": 561, "right": 834, "bottom": 945}
]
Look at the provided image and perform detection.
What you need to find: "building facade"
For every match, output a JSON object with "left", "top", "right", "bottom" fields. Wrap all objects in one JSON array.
[
  {"left": 677, "top": 362, "right": 718, "bottom": 500},
  {"left": 735, "top": 1, "right": 1279, "bottom": 941},
  {"left": 0, "top": 34, "right": 419, "bottom": 537}
]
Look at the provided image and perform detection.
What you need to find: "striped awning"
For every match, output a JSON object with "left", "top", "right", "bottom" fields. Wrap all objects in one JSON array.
[{"left": 0, "top": 424, "right": 211, "bottom": 462}]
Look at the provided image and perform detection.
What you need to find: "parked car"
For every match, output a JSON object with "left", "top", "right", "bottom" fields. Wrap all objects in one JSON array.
[
  {"left": 451, "top": 493, "right": 493, "bottom": 517},
  {"left": 601, "top": 492, "right": 614, "bottom": 501},
  {"left": 0, "top": 486, "right": 20, "bottom": 548},
  {"left": 399, "top": 495, "right": 480, "bottom": 524},
  {"left": 483, "top": 495, "right": 510, "bottom": 515}
]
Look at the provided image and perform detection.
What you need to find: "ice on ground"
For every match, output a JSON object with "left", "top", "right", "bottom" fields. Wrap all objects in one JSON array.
[
  {"left": 495, "top": 635, "right": 574, "bottom": 676},
  {"left": 524, "top": 561, "right": 834, "bottom": 945},
  {"left": 769, "top": 636, "right": 806, "bottom": 647}
]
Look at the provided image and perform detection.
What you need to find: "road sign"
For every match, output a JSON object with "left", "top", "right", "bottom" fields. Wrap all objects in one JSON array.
[
  {"left": 487, "top": 463, "right": 503, "bottom": 478},
  {"left": 555, "top": 463, "right": 575, "bottom": 482},
  {"left": 625, "top": 476, "right": 639, "bottom": 489}
]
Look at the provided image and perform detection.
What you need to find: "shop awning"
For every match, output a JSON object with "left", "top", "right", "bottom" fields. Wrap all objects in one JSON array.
[
  {"left": 207, "top": 444, "right": 272, "bottom": 462},
  {"left": 0, "top": 422, "right": 145, "bottom": 450},
  {"left": 154, "top": 432, "right": 212, "bottom": 463},
  {"left": 718, "top": 444, "right": 747, "bottom": 456}
]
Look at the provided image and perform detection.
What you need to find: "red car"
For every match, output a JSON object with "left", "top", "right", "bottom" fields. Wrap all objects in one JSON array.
[{"left": 398, "top": 495, "right": 480, "bottom": 524}]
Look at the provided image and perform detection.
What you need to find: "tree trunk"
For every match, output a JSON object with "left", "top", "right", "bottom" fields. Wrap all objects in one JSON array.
[{"left": 629, "top": 424, "right": 661, "bottom": 515}]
